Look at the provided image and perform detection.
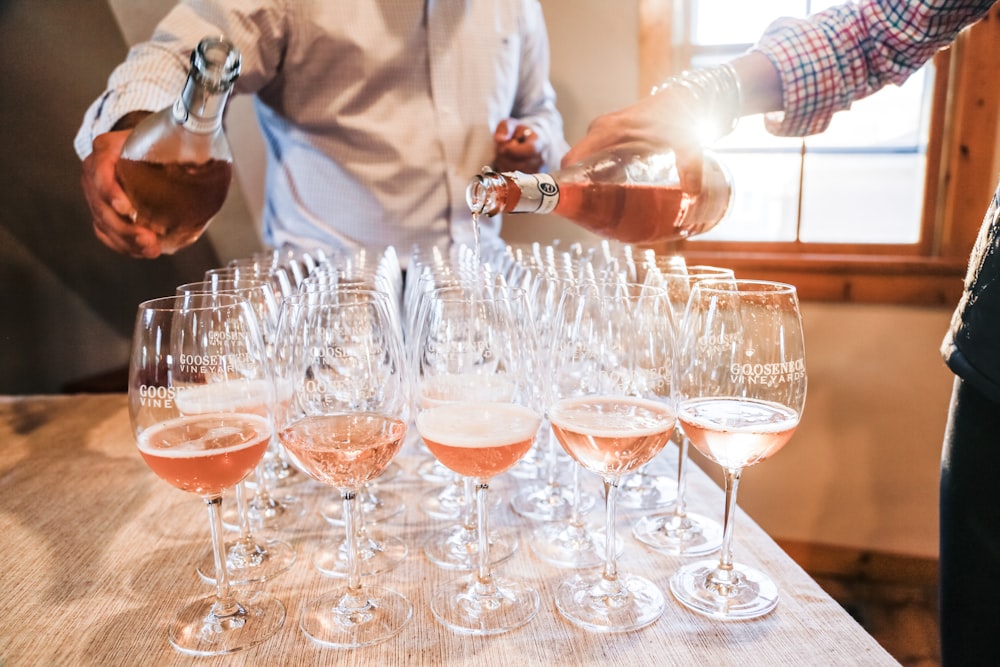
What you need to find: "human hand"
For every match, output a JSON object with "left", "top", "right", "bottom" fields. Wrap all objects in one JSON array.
[
  {"left": 492, "top": 119, "right": 545, "bottom": 173},
  {"left": 560, "top": 87, "right": 707, "bottom": 195},
  {"left": 80, "top": 129, "right": 162, "bottom": 258}
]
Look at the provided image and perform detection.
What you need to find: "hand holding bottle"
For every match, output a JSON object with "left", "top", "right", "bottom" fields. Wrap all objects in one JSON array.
[
  {"left": 81, "top": 123, "right": 161, "bottom": 258},
  {"left": 493, "top": 119, "right": 545, "bottom": 173},
  {"left": 561, "top": 64, "right": 743, "bottom": 197},
  {"left": 81, "top": 37, "right": 240, "bottom": 259}
]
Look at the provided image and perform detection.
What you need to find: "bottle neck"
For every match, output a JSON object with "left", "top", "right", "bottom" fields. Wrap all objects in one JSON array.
[
  {"left": 466, "top": 167, "right": 560, "bottom": 217},
  {"left": 173, "top": 37, "right": 241, "bottom": 134}
]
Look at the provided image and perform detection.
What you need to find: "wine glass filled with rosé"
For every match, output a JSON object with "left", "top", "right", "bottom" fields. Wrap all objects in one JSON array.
[
  {"left": 128, "top": 293, "right": 284, "bottom": 656},
  {"left": 548, "top": 281, "right": 677, "bottom": 633},
  {"left": 669, "top": 279, "right": 806, "bottom": 620},
  {"left": 273, "top": 288, "right": 412, "bottom": 648},
  {"left": 413, "top": 282, "right": 543, "bottom": 635}
]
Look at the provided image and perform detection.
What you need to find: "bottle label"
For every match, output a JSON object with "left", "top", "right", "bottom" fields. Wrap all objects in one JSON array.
[{"left": 510, "top": 172, "right": 559, "bottom": 215}]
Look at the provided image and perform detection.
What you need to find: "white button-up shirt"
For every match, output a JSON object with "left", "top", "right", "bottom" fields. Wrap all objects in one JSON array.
[{"left": 75, "top": 0, "right": 568, "bottom": 259}]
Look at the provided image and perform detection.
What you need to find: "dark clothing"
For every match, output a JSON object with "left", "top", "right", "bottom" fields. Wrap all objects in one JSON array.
[
  {"left": 939, "top": 185, "right": 1000, "bottom": 666},
  {"left": 942, "top": 188, "right": 1000, "bottom": 403},
  {"left": 939, "top": 376, "right": 1000, "bottom": 667}
]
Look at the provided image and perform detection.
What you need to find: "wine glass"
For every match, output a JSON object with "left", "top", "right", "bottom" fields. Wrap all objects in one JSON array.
[
  {"left": 508, "top": 259, "right": 589, "bottom": 522},
  {"left": 128, "top": 293, "right": 285, "bottom": 655},
  {"left": 273, "top": 289, "right": 413, "bottom": 647},
  {"left": 174, "top": 278, "right": 297, "bottom": 584},
  {"left": 406, "top": 267, "right": 517, "bottom": 570},
  {"left": 549, "top": 282, "right": 677, "bottom": 632},
  {"left": 292, "top": 282, "right": 410, "bottom": 578},
  {"left": 632, "top": 264, "right": 735, "bottom": 556},
  {"left": 669, "top": 279, "right": 806, "bottom": 619},
  {"left": 413, "top": 283, "right": 542, "bottom": 635},
  {"left": 206, "top": 263, "right": 308, "bottom": 507}
]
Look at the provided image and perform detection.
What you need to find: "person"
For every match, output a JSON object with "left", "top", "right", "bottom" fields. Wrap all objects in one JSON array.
[
  {"left": 563, "top": 2, "right": 996, "bottom": 664},
  {"left": 76, "top": 0, "right": 568, "bottom": 261}
]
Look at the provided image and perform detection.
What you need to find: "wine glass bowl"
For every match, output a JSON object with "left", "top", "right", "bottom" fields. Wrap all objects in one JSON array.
[{"left": 668, "top": 279, "right": 806, "bottom": 620}]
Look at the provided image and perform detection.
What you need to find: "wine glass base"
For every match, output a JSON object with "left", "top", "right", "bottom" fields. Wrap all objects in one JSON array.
[
  {"left": 430, "top": 575, "right": 540, "bottom": 636},
  {"left": 168, "top": 590, "right": 285, "bottom": 656},
  {"left": 529, "top": 521, "right": 619, "bottom": 569},
  {"left": 510, "top": 483, "right": 597, "bottom": 522},
  {"left": 300, "top": 585, "right": 412, "bottom": 648},
  {"left": 248, "top": 457, "right": 305, "bottom": 490},
  {"left": 419, "top": 483, "right": 500, "bottom": 520},
  {"left": 197, "top": 537, "right": 297, "bottom": 585},
  {"left": 320, "top": 490, "right": 405, "bottom": 525},
  {"left": 632, "top": 510, "right": 723, "bottom": 557},
  {"left": 669, "top": 559, "right": 779, "bottom": 620},
  {"left": 616, "top": 473, "right": 677, "bottom": 510},
  {"left": 423, "top": 525, "right": 518, "bottom": 570},
  {"left": 416, "top": 456, "right": 456, "bottom": 485},
  {"left": 222, "top": 493, "right": 307, "bottom": 532},
  {"left": 313, "top": 532, "right": 408, "bottom": 577},
  {"left": 554, "top": 572, "right": 665, "bottom": 633}
]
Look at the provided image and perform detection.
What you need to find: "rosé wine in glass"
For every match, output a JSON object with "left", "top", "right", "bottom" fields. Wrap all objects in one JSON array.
[
  {"left": 279, "top": 413, "right": 407, "bottom": 489},
  {"left": 550, "top": 395, "right": 676, "bottom": 477},
  {"left": 416, "top": 401, "right": 541, "bottom": 479},
  {"left": 679, "top": 397, "right": 798, "bottom": 470},
  {"left": 138, "top": 412, "right": 270, "bottom": 496}
]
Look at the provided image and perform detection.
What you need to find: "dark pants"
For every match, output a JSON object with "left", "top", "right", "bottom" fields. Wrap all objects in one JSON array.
[{"left": 940, "top": 376, "right": 1000, "bottom": 666}]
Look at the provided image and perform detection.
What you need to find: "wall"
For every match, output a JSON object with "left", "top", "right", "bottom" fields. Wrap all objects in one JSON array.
[{"left": 0, "top": 0, "right": 951, "bottom": 559}]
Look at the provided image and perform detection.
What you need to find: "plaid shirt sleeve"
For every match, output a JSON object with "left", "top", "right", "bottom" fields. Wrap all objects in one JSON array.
[{"left": 752, "top": 0, "right": 996, "bottom": 137}]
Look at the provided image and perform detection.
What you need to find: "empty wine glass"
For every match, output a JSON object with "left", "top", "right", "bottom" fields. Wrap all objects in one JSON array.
[
  {"left": 129, "top": 293, "right": 285, "bottom": 655},
  {"left": 206, "top": 263, "right": 307, "bottom": 505},
  {"left": 274, "top": 289, "right": 413, "bottom": 647},
  {"left": 413, "top": 283, "right": 542, "bottom": 635},
  {"left": 669, "top": 279, "right": 806, "bottom": 619},
  {"left": 631, "top": 264, "right": 735, "bottom": 556},
  {"left": 549, "top": 282, "right": 677, "bottom": 632},
  {"left": 175, "top": 278, "right": 296, "bottom": 584}
]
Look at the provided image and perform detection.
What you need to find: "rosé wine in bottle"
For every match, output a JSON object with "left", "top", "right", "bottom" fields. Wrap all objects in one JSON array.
[
  {"left": 467, "top": 144, "right": 732, "bottom": 244},
  {"left": 679, "top": 396, "right": 798, "bottom": 469},
  {"left": 116, "top": 158, "right": 233, "bottom": 253},
  {"left": 416, "top": 402, "right": 541, "bottom": 479},
  {"left": 116, "top": 37, "right": 240, "bottom": 255},
  {"left": 549, "top": 395, "right": 676, "bottom": 477},
  {"left": 279, "top": 413, "right": 407, "bottom": 490},
  {"left": 137, "top": 412, "right": 271, "bottom": 496}
]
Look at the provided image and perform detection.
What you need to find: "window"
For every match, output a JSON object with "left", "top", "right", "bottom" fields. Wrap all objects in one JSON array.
[{"left": 638, "top": 0, "right": 1000, "bottom": 305}]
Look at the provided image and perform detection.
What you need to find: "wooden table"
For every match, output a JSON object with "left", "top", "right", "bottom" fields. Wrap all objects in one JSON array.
[{"left": 0, "top": 394, "right": 899, "bottom": 666}]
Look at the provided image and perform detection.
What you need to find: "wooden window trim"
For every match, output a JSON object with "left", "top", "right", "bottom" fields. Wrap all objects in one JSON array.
[{"left": 638, "top": 1, "right": 1000, "bottom": 306}]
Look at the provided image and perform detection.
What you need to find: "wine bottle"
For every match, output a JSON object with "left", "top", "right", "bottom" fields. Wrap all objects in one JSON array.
[
  {"left": 466, "top": 144, "right": 732, "bottom": 244},
  {"left": 115, "top": 37, "right": 241, "bottom": 254}
]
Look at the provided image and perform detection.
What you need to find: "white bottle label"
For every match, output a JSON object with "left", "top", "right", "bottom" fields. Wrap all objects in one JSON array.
[{"left": 509, "top": 172, "right": 559, "bottom": 215}]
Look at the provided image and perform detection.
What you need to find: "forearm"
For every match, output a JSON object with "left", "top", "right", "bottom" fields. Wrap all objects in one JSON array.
[{"left": 729, "top": 52, "right": 783, "bottom": 117}]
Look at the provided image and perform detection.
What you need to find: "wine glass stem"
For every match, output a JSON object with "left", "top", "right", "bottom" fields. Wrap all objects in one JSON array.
[
  {"left": 542, "top": 421, "right": 558, "bottom": 486},
  {"left": 343, "top": 490, "right": 362, "bottom": 594},
  {"left": 475, "top": 480, "right": 493, "bottom": 586},
  {"left": 717, "top": 467, "right": 743, "bottom": 574},
  {"left": 602, "top": 479, "right": 619, "bottom": 581},
  {"left": 204, "top": 495, "right": 239, "bottom": 616},
  {"left": 569, "top": 460, "right": 584, "bottom": 525},
  {"left": 462, "top": 476, "right": 476, "bottom": 530},
  {"left": 235, "top": 480, "right": 255, "bottom": 543},
  {"left": 673, "top": 432, "right": 689, "bottom": 518}
]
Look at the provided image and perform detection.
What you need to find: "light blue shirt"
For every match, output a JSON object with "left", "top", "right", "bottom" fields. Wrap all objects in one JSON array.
[{"left": 75, "top": 0, "right": 568, "bottom": 260}]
